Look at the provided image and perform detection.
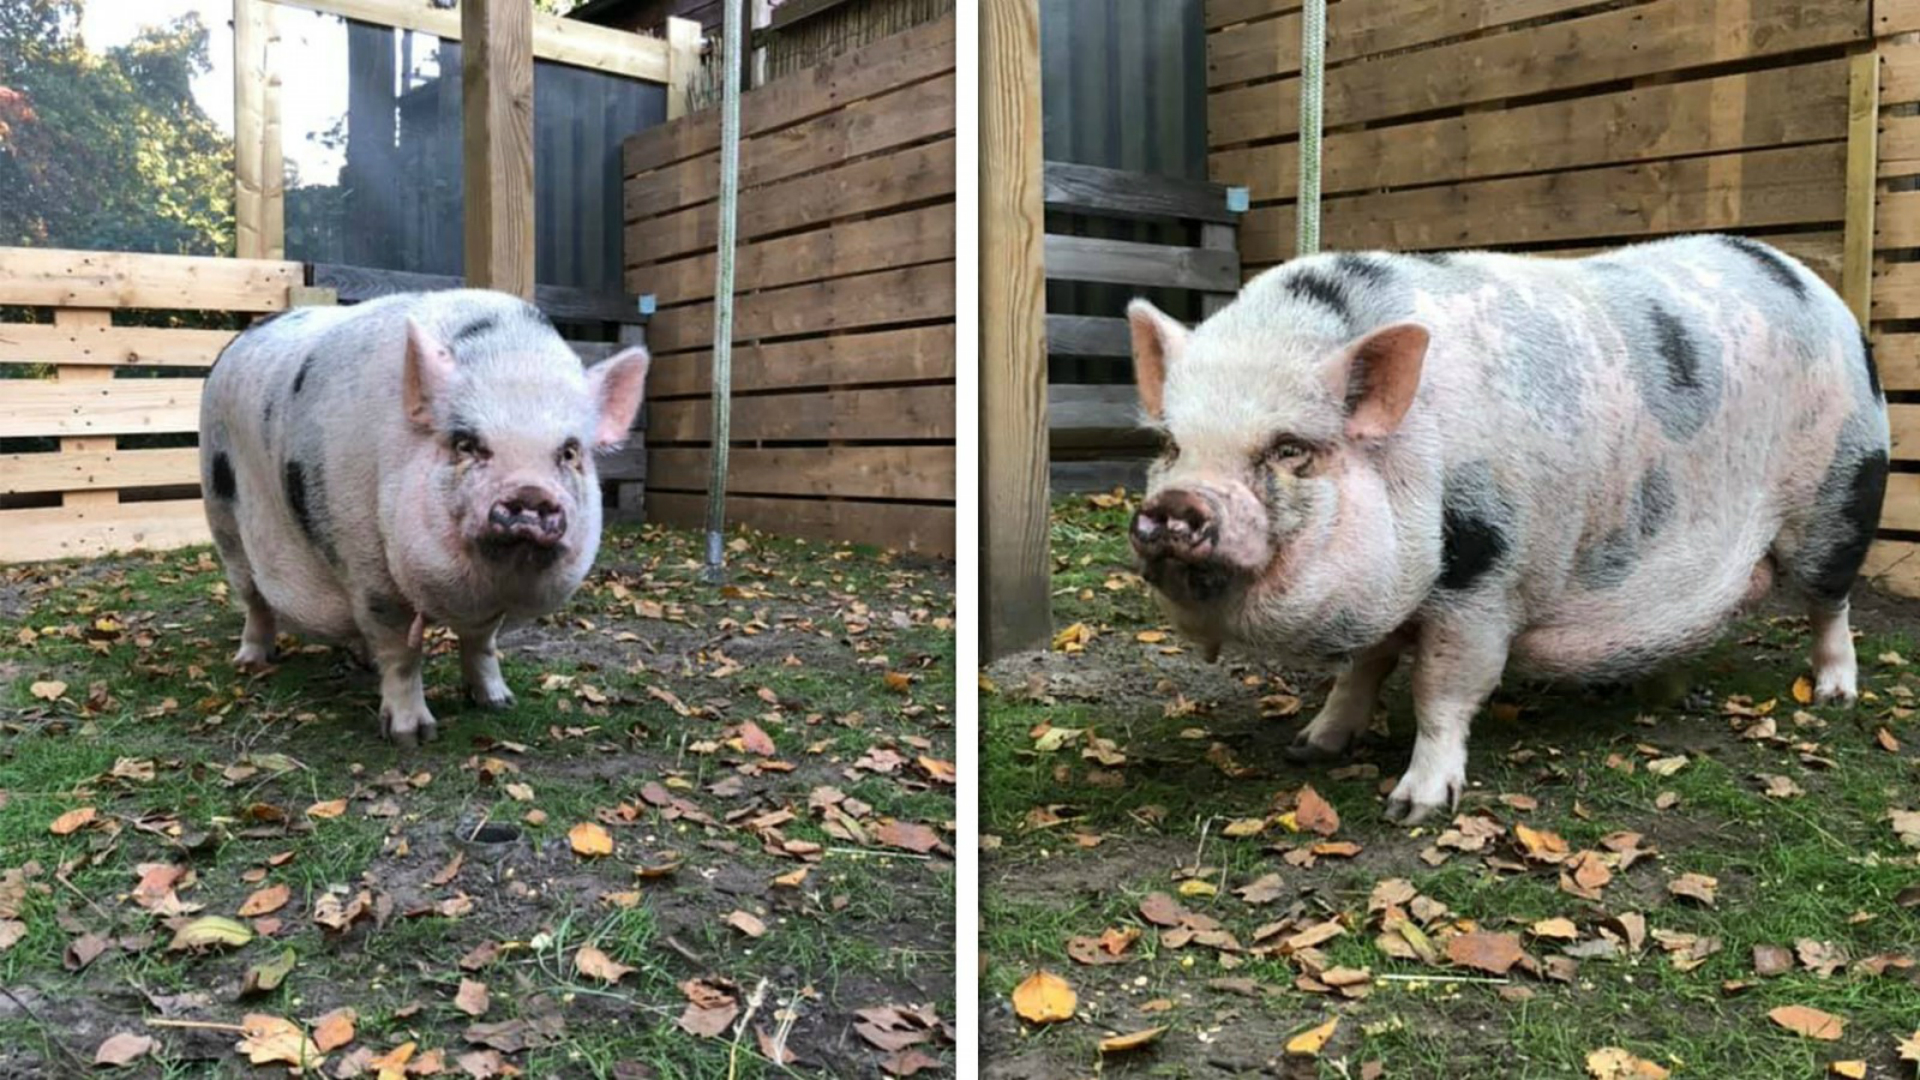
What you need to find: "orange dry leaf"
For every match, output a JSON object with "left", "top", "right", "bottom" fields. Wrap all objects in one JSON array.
[
  {"left": 312, "top": 1007, "right": 356, "bottom": 1053},
  {"left": 49, "top": 806, "right": 96, "bottom": 835},
  {"left": 1586, "top": 1047, "right": 1670, "bottom": 1079},
  {"left": 1011, "top": 971, "right": 1076, "bottom": 1024},
  {"left": 1098, "top": 1026, "right": 1167, "bottom": 1054},
  {"left": 736, "top": 720, "right": 777, "bottom": 756},
  {"left": 235, "top": 1013, "right": 324, "bottom": 1069},
  {"left": 574, "top": 945, "right": 635, "bottom": 984},
  {"left": 1447, "top": 931, "right": 1525, "bottom": 975},
  {"left": 1770, "top": 1005, "right": 1846, "bottom": 1041},
  {"left": 238, "top": 884, "right": 290, "bottom": 918},
  {"left": 568, "top": 822, "right": 614, "bottom": 857},
  {"left": 1285, "top": 1017, "right": 1338, "bottom": 1056},
  {"left": 454, "top": 979, "right": 490, "bottom": 1017},
  {"left": 1293, "top": 785, "right": 1340, "bottom": 837}
]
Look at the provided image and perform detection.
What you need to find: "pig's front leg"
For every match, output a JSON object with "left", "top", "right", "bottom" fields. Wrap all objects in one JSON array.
[
  {"left": 1386, "top": 619, "right": 1509, "bottom": 824},
  {"left": 234, "top": 586, "right": 279, "bottom": 671},
  {"left": 459, "top": 616, "right": 515, "bottom": 710},
  {"left": 355, "top": 600, "right": 437, "bottom": 747},
  {"left": 1287, "top": 632, "right": 1408, "bottom": 762}
]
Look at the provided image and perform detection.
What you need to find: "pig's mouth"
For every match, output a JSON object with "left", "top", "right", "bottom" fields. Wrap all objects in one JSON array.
[
  {"left": 476, "top": 503, "right": 569, "bottom": 568},
  {"left": 1130, "top": 489, "right": 1255, "bottom": 607}
]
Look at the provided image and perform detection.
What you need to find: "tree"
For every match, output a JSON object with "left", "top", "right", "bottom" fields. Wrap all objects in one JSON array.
[{"left": 0, "top": 0, "right": 234, "bottom": 255}]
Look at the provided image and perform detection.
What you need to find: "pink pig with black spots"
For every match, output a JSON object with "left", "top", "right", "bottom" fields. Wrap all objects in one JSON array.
[{"left": 1125, "top": 234, "right": 1888, "bottom": 823}]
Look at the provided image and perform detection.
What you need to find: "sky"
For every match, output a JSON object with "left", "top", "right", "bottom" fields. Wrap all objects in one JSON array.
[{"left": 75, "top": 0, "right": 443, "bottom": 185}]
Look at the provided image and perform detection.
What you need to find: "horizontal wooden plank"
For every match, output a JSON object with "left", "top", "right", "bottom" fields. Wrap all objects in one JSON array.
[
  {"left": 648, "top": 445, "right": 954, "bottom": 501},
  {"left": 1206, "top": 0, "right": 1869, "bottom": 147},
  {"left": 1240, "top": 143, "right": 1847, "bottom": 263},
  {"left": 1882, "top": 1, "right": 1920, "bottom": 39},
  {"left": 648, "top": 385, "right": 955, "bottom": 443},
  {"left": 1047, "top": 315, "right": 1131, "bottom": 359},
  {"left": 307, "top": 264, "right": 642, "bottom": 324},
  {"left": 0, "top": 323, "right": 236, "bottom": 367},
  {"left": 626, "top": 138, "right": 956, "bottom": 266},
  {"left": 1046, "top": 234, "right": 1240, "bottom": 293},
  {"left": 1205, "top": 0, "right": 1606, "bottom": 89},
  {"left": 1879, "top": 471, "right": 1920, "bottom": 532},
  {"left": 1872, "top": 332, "right": 1920, "bottom": 391},
  {"left": 1049, "top": 384, "right": 1156, "bottom": 451},
  {"left": 263, "top": 0, "right": 671, "bottom": 82},
  {"left": 624, "top": 73, "right": 956, "bottom": 222},
  {"left": 624, "top": 14, "right": 955, "bottom": 175},
  {"left": 0, "top": 498, "right": 209, "bottom": 564},
  {"left": 1052, "top": 459, "right": 1149, "bottom": 495},
  {"left": 1875, "top": 190, "right": 1920, "bottom": 249},
  {"left": 0, "top": 249, "right": 298, "bottom": 312},
  {"left": 633, "top": 204, "right": 955, "bottom": 304},
  {"left": 1212, "top": 59, "right": 1848, "bottom": 202},
  {"left": 1206, "top": 0, "right": 1296, "bottom": 31},
  {"left": 1044, "top": 161, "right": 1239, "bottom": 224},
  {"left": 648, "top": 326, "right": 955, "bottom": 397},
  {"left": 1880, "top": 113, "right": 1920, "bottom": 180},
  {"left": 1864, "top": 537, "right": 1920, "bottom": 600},
  {"left": 1890, "top": 403, "right": 1920, "bottom": 462},
  {"left": 1, "top": 447, "right": 201, "bottom": 495},
  {"left": 647, "top": 262, "right": 955, "bottom": 354},
  {"left": 1872, "top": 260, "right": 1920, "bottom": 320},
  {"left": 0, "top": 380, "right": 204, "bottom": 439},
  {"left": 645, "top": 491, "right": 953, "bottom": 556},
  {"left": 1885, "top": 41, "right": 1920, "bottom": 106},
  {"left": 597, "top": 445, "right": 647, "bottom": 483}
]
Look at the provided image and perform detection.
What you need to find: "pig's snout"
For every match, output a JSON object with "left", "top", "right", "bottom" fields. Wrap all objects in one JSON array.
[
  {"left": 1132, "top": 489, "right": 1219, "bottom": 563},
  {"left": 483, "top": 486, "right": 568, "bottom": 552}
]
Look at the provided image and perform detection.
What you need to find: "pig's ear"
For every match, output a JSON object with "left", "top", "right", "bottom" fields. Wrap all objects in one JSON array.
[
  {"left": 585, "top": 345, "right": 651, "bottom": 450},
  {"left": 1327, "top": 322, "right": 1429, "bottom": 441},
  {"left": 1128, "top": 299, "right": 1189, "bottom": 420},
  {"left": 402, "top": 319, "right": 458, "bottom": 430}
]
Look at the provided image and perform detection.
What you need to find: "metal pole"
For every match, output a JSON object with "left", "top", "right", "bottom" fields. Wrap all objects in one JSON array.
[
  {"left": 1296, "top": 0, "right": 1325, "bottom": 257},
  {"left": 704, "top": 1, "right": 745, "bottom": 584}
]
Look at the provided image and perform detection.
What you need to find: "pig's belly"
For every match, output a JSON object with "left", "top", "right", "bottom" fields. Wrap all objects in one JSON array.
[{"left": 251, "top": 546, "right": 358, "bottom": 640}]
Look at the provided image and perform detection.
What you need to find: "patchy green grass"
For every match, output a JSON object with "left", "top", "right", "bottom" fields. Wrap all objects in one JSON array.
[
  {"left": 980, "top": 495, "right": 1920, "bottom": 1080},
  {"left": 0, "top": 522, "right": 955, "bottom": 1077}
]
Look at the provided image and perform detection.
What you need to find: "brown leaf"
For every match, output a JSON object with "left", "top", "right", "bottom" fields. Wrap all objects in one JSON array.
[
  {"left": 1011, "top": 971, "right": 1076, "bottom": 1024},
  {"left": 1447, "top": 931, "right": 1525, "bottom": 975},
  {"left": 1235, "top": 873, "right": 1285, "bottom": 905},
  {"left": 1293, "top": 785, "right": 1340, "bottom": 836},
  {"left": 305, "top": 798, "right": 348, "bottom": 820},
  {"left": 725, "top": 910, "right": 767, "bottom": 938},
  {"left": 238, "top": 883, "right": 290, "bottom": 918},
  {"left": 1098, "top": 1026, "right": 1168, "bottom": 1054},
  {"left": 873, "top": 820, "right": 940, "bottom": 854},
  {"left": 882, "top": 1050, "right": 943, "bottom": 1076},
  {"left": 454, "top": 978, "right": 490, "bottom": 1017},
  {"left": 1796, "top": 939, "right": 1848, "bottom": 978},
  {"left": 1754, "top": 944, "right": 1794, "bottom": 977},
  {"left": 1586, "top": 1047, "right": 1670, "bottom": 1079},
  {"left": 574, "top": 945, "right": 635, "bottom": 983},
  {"left": 1515, "top": 823, "right": 1569, "bottom": 860},
  {"left": 1285, "top": 1016, "right": 1338, "bottom": 1057},
  {"left": 736, "top": 720, "right": 777, "bottom": 756},
  {"left": 1667, "top": 872, "right": 1718, "bottom": 907},
  {"left": 1769, "top": 1004, "right": 1846, "bottom": 1040},
  {"left": 1139, "top": 892, "right": 1186, "bottom": 928},
  {"left": 678, "top": 1001, "right": 738, "bottom": 1038},
  {"left": 312, "top": 1007, "right": 356, "bottom": 1053},
  {"left": 48, "top": 806, "right": 95, "bottom": 835},
  {"left": 93, "top": 1032, "right": 156, "bottom": 1067}
]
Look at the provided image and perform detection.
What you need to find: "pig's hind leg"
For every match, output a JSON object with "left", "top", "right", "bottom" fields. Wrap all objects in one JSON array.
[
  {"left": 1385, "top": 617, "right": 1510, "bottom": 824},
  {"left": 1772, "top": 434, "right": 1887, "bottom": 705},
  {"left": 353, "top": 594, "right": 437, "bottom": 747},
  {"left": 459, "top": 616, "right": 515, "bottom": 710},
  {"left": 1287, "top": 632, "right": 1408, "bottom": 762},
  {"left": 207, "top": 513, "right": 278, "bottom": 671}
]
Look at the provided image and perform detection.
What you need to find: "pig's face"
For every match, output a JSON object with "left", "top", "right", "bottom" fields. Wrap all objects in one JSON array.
[
  {"left": 1126, "top": 299, "right": 1429, "bottom": 657},
  {"left": 402, "top": 320, "right": 649, "bottom": 580}
]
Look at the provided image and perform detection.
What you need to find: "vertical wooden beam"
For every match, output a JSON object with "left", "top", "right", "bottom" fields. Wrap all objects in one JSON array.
[
  {"left": 234, "top": 0, "right": 285, "bottom": 260},
  {"left": 665, "top": 16, "right": 702, "bottom": 121},
  {"left": 54, "top": 310, "right": 118, "bottom": 511},
  {"left": 1199, "top": 221, "right": 1238, "bottom": 318},
  {"left": 982, "top": 0, "right": 1053, "bottom": 660},
  {"left": 462, "top": 0, "right": 535, "bottom": 298},
  {"left": 1844, "top": 48, "right": 1880, "bottom": 327}
]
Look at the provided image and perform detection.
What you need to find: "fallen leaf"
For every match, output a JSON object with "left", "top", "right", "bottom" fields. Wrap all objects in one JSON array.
[
  {"left": 726, "top": 910, "right": 767, "bottom": 938},
  {"left": 168, "top": 915, "right": 253, "bottom": 952},
  {"left": 1754, "top": 944, "right": 1794, "bottom": 977},
  {"left": 1011, "top": 971, "right": 1075, "bottom": 1024},
  {"left": 736, "top": 720, "right": 777, "bottom": 756},
  {"left": 93, "top": 1032, "right": 156, "bottom": 1067},
  {"left": 1530, "top": 917, "right": 1579, "bottom": 941},
  {"left": 305, "top": 798, "right": 348, "bottom": 819},
  {"left": 238, "top": 883, "right": 290, "bottom": 917},
  {"left": 236, "top": 1013, "right": 323, "bottom": 1069},
  {"left": 568, "top": 822, "right": 614, "bottom": 857},
  {"left": 1770, "top": 1004, "right": 1846, "bottom": 1041},
  {"left": 882, "top": 1050, "right": 942, "bottom": 1076},
  {"left": 312, "top": 1007, "right": 356, "bottom": 1053},
  {"left": 48, "top": 806, "right": 95, "bottom": 835},
  {"left": 574, "top": 945, "right": 635, "bottom": 983},
  {"left": 1831, "top": 1062, "right": 1866, "bottom": 1079},
  {"left": 242, "top": 947, "right": 298, "bottom": 996},
  {"left": 1098, "top": 1026, "right": 1168, "bottom": 1054},
  {"left": 1900, "top": 1031, "right": 1920, "bottom": 1063},
  {"left": 873, "top": 820, "right": 940, "bottom": 854},
  {"left": 29, "top": 680, "right": 66, "bottom": 701},
  {"left": 1286, "top": 1016, "right": 1338, "bottom": 1056},
  {"left": 1792, "top": 675, "right": 1815, "bottom": 704},
  {"left": 1667, "top": 872, "right": 1718, "bottom": 907},
  {"left": 1448, "top": 931, "right": 1525, "bottom": 975},
  {"left": 1294, "top": 785, "right": 1340, "bottom": 836},
  {"left": 1586, "top": 1047, "right": 1670, "bottom": 1079},
  {"left": 454, "top": 978, "right": 490, "bottom": 1017}
]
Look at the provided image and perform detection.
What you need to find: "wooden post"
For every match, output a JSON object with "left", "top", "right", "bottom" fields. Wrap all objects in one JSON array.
[
  {"left": 982, "top": 0, "right": 1053, "bottom": 659},
  {"left": 1843, "top": 49, "right": 1880, "bottom": 327},
  {"left": 234, "top": 0, "right": 285, "bottom": 260},
  {"left": 462, "top": 0, "right": 535, "bottom": 299},
  {"left": 53, "top": 310, "right": 117, "bottom": 512},
  {"left": 665, "top": 16, "right": 702, "bottom": 121}
]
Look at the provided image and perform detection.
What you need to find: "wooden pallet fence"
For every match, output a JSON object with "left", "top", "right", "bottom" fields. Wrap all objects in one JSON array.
[
  {"left": 1042, "top": 161, "right": 1241, "bottom": 493},
  {"left": 622, "top": 14, "right": 956, "bottom": 556},
  {"left": 1204, "top": 0, "right": 1866, "bottom": 281},
  {"left": 1864, "top": 30, "right": 1920, "bottom": 598}
]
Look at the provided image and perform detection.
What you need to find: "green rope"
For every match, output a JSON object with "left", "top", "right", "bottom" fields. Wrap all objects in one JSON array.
[{"left": 1296, "top": 0, "right": 1326, "bottom": 257}]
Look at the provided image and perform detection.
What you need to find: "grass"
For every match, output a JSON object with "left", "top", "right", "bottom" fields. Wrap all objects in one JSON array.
[
  {"left": 980, "top": 495, "right": 1920, "bottom": 1079},
  {"left": 0, "top": 522, "right": 955, "bottom": 1077}
]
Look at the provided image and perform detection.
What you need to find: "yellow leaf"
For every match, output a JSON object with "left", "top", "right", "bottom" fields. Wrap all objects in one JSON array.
[
  {"left": 1285, "top": 1017, "right": 1338, "bottom": 1056},
  {"left": 1177, "top": 879, "right": 1218, "bottom": 898},
  {"left": 569, "top": 822, "right": 614, "bottom": 857},
  {"left": 1011, "top": 971, "right": 1076, "bottom": 1024},
  {"left": 29, "top": 680, "right": 67, "bottom": 701},
  {"left": 167, "top": 916, "right": 253, "bottom": 951},
  {"left": 1792, "top": 675, "right": 1814, "bottom": 705},
  {"left": 235, "top": 1014, "right": 323, "bottom": 1070},
  {"left": 1830, "top": 1061, "right": 1866, "bottom": 1079},
  {"left": 1098, "top": 1026, "right": 1167, "bottom": 1054},
  {"left": 1135, "top": 630, "right": 1167, "bottom": 644},
  {"left": 1221, "top": 817, "right": 1267, "bottom": 838},
  {"left": 1586, "top": 1047, "right": 1670, "bottom": 1079}
]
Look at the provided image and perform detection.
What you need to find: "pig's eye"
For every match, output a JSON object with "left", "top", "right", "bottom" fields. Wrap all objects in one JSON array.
[
  {"left": 450, "top": 432, "right": 485, "bottom": 458},
  {"left": 1263, "top": 436, "right": 1313, "bottom": 470},
  {"left": 558, "top": 439, "right": 583, "bottom": 468}
]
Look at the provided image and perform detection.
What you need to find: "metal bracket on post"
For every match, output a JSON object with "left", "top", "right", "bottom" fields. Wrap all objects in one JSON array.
[{"left": 1225, "top": 186, "right": 1250, "bottom": 215}]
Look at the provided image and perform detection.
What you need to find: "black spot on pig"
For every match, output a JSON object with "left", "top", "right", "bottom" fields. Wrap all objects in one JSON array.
[
  {"left": 1798, "top": 446, "right": 1888, "bottom": 603},
  {"left": 1718, "top": 235, "right": 1808, "bottom": 300},
  {"left": 1635, "top": 303, "right": 1723, "bottom": 440},
  {"left": 524, "top": 302, "right": 552, "bottom": 328},
  {"left": 1437, "top": 462, "right": 1512, "bottom": 593},
  {"left": 1860, "top": 330, "right": 1883, "bottom": 399},
  {"left": 210, "top": 453, "right": 237, "bottom": 501},
  {"left": 263, "top": 400, "right": 275, "bottom": 427},
  {"left": 292, "top": 353, "right": 319, "bottom": 394},
  {"left": 363, "top": 592, "right": 412, "bottom": 629},
  {"left": 1333, "top": 254, "right": 1392, "bottom": 286},
  {"left": 1408, "top": 252, "right": 1453, "bottom": 266},
  {"left": 1284, "top": 270, "right": 1352, "bottom": 326},
  {"left": 1637, "top": 464, "right": 1674, "bottom": 540},
  {"left": 1653, "top": 308, "right": 1700, "bottom": 390},
  {"left": 283, "top": 460, "right": 332, "bottom": 559},
  {"left": 1575, "top": 464, "right": 1675, "bottom": 591},
  {"left": 451, "top": 317, "right": 499, "bottom": 351}
]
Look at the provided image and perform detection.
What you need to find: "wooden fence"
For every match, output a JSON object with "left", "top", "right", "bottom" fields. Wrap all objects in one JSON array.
[
  {"left": 621, "top": 14, "right": 956, "bottom": 556},
  {"left": 1044, "top": 161, "right": 1240, "bottom": 493},
  {"left": 1202, "top": 0, "right": 1920, "bottom": 599},
  {"left": 0, "top": 248, "right": 649, "bottom": 565}
]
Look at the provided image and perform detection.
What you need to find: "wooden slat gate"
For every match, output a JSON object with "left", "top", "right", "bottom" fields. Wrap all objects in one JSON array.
[{"left": 1043, "top": 161, "right": 1241, "bottom": 492}]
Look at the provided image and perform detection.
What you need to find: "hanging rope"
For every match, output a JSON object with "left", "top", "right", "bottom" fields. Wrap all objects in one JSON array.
[
  {"left": 1296, "top": 0, "right": 1326, "bottom": 257},
  {"left": 704, "top": 4, "right": 745, "bottom": 585}
]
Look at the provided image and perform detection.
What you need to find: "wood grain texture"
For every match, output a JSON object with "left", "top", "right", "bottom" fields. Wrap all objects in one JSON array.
[
  {"left": 647, "top": 326, "right": 956, "bottom": 397},
  {"left": 982, "top": 0, "right": 1054, "bottom": 657},
  {"left": 638, "top": 204, "right": 955, "bottom": 304},
  {"left": 2, "top": 447, "right": 201, "bottom": 496},
  {"left": 0, "top": 499, "right": 209, "bottom": 564},
  {"left": 1883, "top": 40, "right": 1920, "bottom": 106},
  {"left": 462, "top": 0, "right": 535, "bottom": 300},
  {"left": 262, "top": 0, "right": 672, "bottom": 82},
  {"left": 0, "top": 249, "right": 297, "bottom": 311},
  {"left": 646, "top": 492, "right": 954, "bottom": 555},
  {"left": 648, "top": 385, "right": 955, "bottom": 442},
  {"left": 649, "top": 446, "right": 953, "bottom": 500},
  {"left": 0, "top": 380, "right": 204, "bottom": 440},
  {"left": 1888, "top": 403, "right": 1920, "bottom": 462},
  {"left": 1044, "top": 161, "right": 1238, "bottom": 223},
  {"left": 665, "top": 16, "right": 702, "bottom": 120},
  {"left": 1843, "top": 50, "right": 1879, "bottom": 327},
  {"left": 233, "top": 0, "right": 285, "bottom": 261},
  {"left": 0, "top": 324, "right": 231, "bottom": 367},
  {"left": 1045, "top": 234, "right": 1240, "bottom": 292},
  {"left": 1865, "top": 538, "right": 1920, "bottom": 599},
  {"left": 645, "top": 261, "right": 954, "bottom": 353},
  {"left": 1872, "top": 331, "right": 1920, "bottom": 391}
]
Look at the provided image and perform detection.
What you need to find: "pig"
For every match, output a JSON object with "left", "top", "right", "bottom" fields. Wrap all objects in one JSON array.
[
  {"left": 198, "top": 290, "right": 650, "bottom": 746},
  {"left": 1125, "top": 234, "right": 1888, "bottom": 823}
]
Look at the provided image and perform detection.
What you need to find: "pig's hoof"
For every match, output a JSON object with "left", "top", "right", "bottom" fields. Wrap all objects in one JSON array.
[
  {"left": 1284, "top": 732, "right": 1351, "bottom": 763},
  {"left": 233, "top": 645, "right": 276, "bottom": 673},
  {"left": 380, "top": 705, "right": 439, "bottom": 748},
  {"left": 1384, "top": 772, "right": 1462, "bottom": 825},
  {"left": 469, "top": 685, "right": 516, "bottom": 711},
  {"left": 1814, "top": 669, "right": 1858, "bottom": 705}
]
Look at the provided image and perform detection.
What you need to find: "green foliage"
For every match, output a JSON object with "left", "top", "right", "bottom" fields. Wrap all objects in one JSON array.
[{"left": 0, "top": 0, "right": 234, "bottom": 254}]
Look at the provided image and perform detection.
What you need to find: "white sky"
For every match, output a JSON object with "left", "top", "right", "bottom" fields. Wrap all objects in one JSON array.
[{"left": 76, "top": 0, "right": 434, "bottom": 185}]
